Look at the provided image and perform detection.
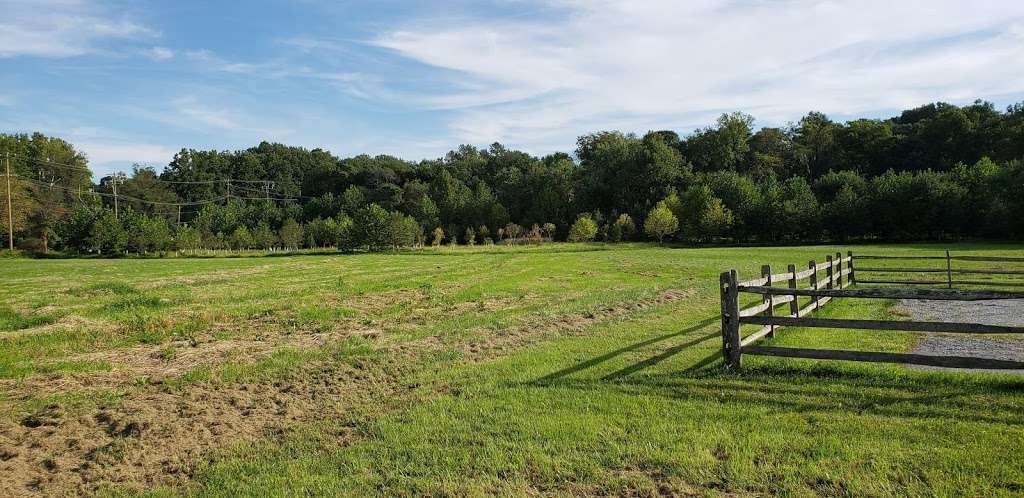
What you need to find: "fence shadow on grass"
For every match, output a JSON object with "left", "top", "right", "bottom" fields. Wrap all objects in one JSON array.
[
  {"left": 539, "top": 361, "right": 1024, "bottom": 425},
  {"left": 532, "top": 316, "right": 720, "bottom": 385},
  {"left": 527, "top": 307, "right": 1024, "bottom": 426},
  {"left": 601, "top": 330, "right": 721, "bottom": 380}
]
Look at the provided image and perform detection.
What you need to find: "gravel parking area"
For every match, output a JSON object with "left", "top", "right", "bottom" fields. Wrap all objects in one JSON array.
[{"left": 896, "top": 299, "right": 1024, "bottom": 373}]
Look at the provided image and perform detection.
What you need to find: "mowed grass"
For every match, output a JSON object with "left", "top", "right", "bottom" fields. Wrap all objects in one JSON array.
[{"left": 2, "top": 242, "right": 1023, "bottom": 497}]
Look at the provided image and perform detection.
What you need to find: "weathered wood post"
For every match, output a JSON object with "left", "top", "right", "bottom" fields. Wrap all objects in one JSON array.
[
  {"left": 809, "top": 260, "right": 819, "bottom": 311},
  {"left": 762, "top": 264, "right": 774, "bottom": 338},
  {"left": 826, "top": 255, "right": 834, "bottom": 290},
  {"left": 848, "top": 251, "right": 855, "bottom": 285},
  {"left": 787, "top": 263, "right": 799, "bottom": 317},
  {"left": 836, "top": 252, "right": 844, "bottom": 288},
  {"left": 946, "top": 250, "right": 953, "bottom": 289},
  {"left": 720, "top": 270, "right": 741, "bottom": 370}
]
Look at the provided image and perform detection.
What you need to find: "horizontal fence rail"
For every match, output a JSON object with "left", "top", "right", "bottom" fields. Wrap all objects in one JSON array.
[
  {"left": 742, "top": 346, "right": 1024, "bottom": 370},
  {"left": 851, "top": 251, "right": 1024, "bottom": 289},
  {"left": 737, "top": 286, "right": 1024, "bottom": 301},
  {"left": 740, "top": 315, "right": 1024, "bottom": 335},
  {"left": 720, "top": 250, "right": 1024, "bottom": 371}
]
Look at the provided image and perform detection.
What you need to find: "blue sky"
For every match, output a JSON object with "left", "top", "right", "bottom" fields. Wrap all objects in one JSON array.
[{"left": 2, "top": 0, "right": 1024, "bottom": 178}]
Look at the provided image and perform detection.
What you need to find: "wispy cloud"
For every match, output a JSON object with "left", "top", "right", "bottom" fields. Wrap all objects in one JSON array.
[
  {"left": 78, "top": 142, "right": 178, "bottom": 176},
  {"left": 172, "top": 96, "right": 241, "bottom": 131},
  {"left": 145, "top": 46, "right": 174, "bottom": 61},
  {"left": 0, "top": 0, "right": 157, "bottom": 58},
  {"left": 365, "top": 0, "right": 1024, "bottom": 150},
  {"left": 168, "top": 95, "right": 293, "bottom": 140}
]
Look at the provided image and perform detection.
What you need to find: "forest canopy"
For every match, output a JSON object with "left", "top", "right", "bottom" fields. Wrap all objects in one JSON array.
[{"left": 2, "top": 99, "right": 1023, "bottom": 254}]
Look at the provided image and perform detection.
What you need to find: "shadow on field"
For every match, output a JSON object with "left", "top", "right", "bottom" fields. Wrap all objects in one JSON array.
[
  {"left": 527, "top": 312, "right": 1024, "bottom": 425},
  {"left": 528, "top": 308, "right": 1024, "bottom": 425},
  {"left": 539, "top": 362, "right": 1024, "bottom": 425},
  {"left": 532, "top": 316, "right": 720, "bottom": 384}
]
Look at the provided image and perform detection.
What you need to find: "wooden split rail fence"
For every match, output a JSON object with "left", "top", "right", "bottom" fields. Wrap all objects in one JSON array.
[
  {"left": 855, "top": 252, "right": 1024, "bottom": 288},
  {"left": 720, "top": 251, "right": 1024, "bottom": 371}
]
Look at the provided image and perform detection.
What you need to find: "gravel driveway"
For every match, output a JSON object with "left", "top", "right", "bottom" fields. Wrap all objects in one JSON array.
[{"left": 895, "top": 299, "right": 1024, "bottom": 373}]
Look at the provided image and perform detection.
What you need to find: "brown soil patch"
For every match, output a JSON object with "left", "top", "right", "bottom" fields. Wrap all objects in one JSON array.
[
  {"left": 0, "top": 353, "right": 403, "bottom": 497},
  {"left": 0, "top": 287, "right": 693, "bottom": 496}
]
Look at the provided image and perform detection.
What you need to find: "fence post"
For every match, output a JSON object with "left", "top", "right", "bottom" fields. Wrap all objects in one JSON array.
[
  {"left": 826, "top": 255, "right": 834, "bottom": 290},
  {"left": 946, "top": 250, "right": 953, "bottom": 289},
  {"left": 762, "top": 264, "right": 774, "bottom": 338},
  {"left": 836, "top": 252, "right": 843, "bottom": 288},
  {"left": 809, "top": 260, "right": 819, "bottom": 311},
  {"left": 787, "top": 263, "right": 799, "bottom": 317},
  {"left": 720, "top": 270, "right": 741, "bottom": 370},
  {"left": 848, "top": 251, "right": 855, "bottom": 285}
]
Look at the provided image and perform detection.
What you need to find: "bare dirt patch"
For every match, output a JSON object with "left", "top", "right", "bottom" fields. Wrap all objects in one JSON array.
[{"left": 0, "top": 354, "right": 401, "bottom": 497}]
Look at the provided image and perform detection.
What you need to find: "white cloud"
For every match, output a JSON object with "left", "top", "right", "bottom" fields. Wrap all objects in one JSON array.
[
  {"left": 168, "top": 96, "right": 293, "bottom": 140},
  {"left": 184, "top": 49, "right": 215, "bottom": 63},
  {"left": 370, "top": 0, "right": 1024, "bottom": 150},
  {"left": 79, "top": 142, "right": 177, "bottom": 166},
  {"left": 0, "top": 0, "right": 157, "bottom": 58},
  {"left": 278, "top": 36, "right": 353, "bottom": 54},
  {"left": 172, "top": 96, "right": 243, "bottom": 131},
  {"left": 146, "top": 46, "right": 174, "bottom": 61}
]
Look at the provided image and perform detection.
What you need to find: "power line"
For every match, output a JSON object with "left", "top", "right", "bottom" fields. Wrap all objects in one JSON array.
[
  {"left": 9, "top": 153, "right": 329, "bottom": 201},
  {"left": 8, "top": 154, "right": 91, "bottom": 172},
  {"left": 8, "top": 153, "right": 285, "bottom": 187},
  {"left": 12, "top": 174, "right": 232, "bottom": 206},
  {"left": 15, "top": 174, "right": 296, "bottom": 205}
]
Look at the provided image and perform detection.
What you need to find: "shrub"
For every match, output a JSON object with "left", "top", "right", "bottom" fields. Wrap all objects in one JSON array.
[
  {"left": 542, "top": 222, "right": 556, "bottom": 240},
  {"left": 91, "top": 210, "right": 127, "bottom": 255},
  {"left": 613, "top": 214, "right": 635, "bottom": 240},
  {"left": 230, "top": 226, "right": 254, "bottom": 250},
  {"left": 278, "top": 219, "right": 302, "bottom": 249},
  {"left": 504, "top": 223, "right": 523, "bottom": 244},
  {"left": 175, "top": 225, "right": 202, "bottom": 252},
  {"left": 385, "top": 212, "right": 419, "bottom": 248},
  {"left": 254, "top": 221, "right": 278, "bottom": 250},
  {"left": 643, "top": 203, "right": 678, "bottom": 243},
  {"left": 354, "top": 204, "right": 389, "bottom": 250},
  {"left": 335, "top": 215, "right": 356, "bottom": 250},
  {"left": 568, "top": 215, "right": 598, "bottom": 242}
]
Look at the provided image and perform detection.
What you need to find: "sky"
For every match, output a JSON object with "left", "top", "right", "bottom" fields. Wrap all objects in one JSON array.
[{"left": 2, "top": 0, "right": 1024, "bottom": 178}]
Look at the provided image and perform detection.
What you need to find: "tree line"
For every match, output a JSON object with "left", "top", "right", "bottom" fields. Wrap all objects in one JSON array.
[{"left": 2, "top": 99, "right": 1023, "bottom": 255}]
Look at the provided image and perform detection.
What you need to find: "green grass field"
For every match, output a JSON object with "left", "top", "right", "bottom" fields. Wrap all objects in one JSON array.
[{"left": 1, "top": 243, "right": 1022, "bottom": 497}]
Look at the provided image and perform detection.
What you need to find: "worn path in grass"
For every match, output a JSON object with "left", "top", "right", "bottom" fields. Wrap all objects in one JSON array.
[{"left": 1, "top": 243, "right": 1023, "bottom": 496}]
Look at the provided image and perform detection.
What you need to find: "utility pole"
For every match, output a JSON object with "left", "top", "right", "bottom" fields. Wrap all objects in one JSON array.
[
  {"left": 106, "top": 172, "right": 126, "bottom": 219},
  {"left": 177, "top": 205, "right": 181, "bottom": 226},
  {"left": 112, "top": 176, "right": 119, "bottom": 219},
  {"left": 5, "top": 152, "right": 13, "bottom": 251}
]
